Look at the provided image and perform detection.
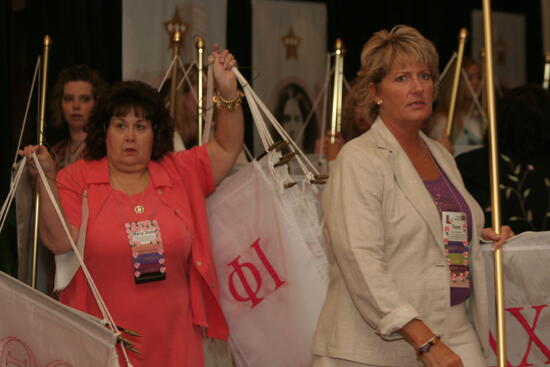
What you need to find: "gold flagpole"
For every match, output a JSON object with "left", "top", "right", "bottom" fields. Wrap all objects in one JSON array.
[
  {"left": 196, "top": 36, "right": 205, "bottom": 146},
  {"left": 543, "top": 52, "right": 550, "bottom": 90},
  {"left": 445, "top": 28, "right": 468, "bottom": 138},
  {"left": 169, "top": 30, "right": 182, "bottom": 119},
  {"left": 482, "top": 1, "right": 507, "bottom": 365},
  {"left": 330, "top": 38, "right": 344, "bottom": 144},
  {"left": 31, "top": 35, "right": 51, "bottom": 288},
  {"left": 479, "top": 48, "right": 488, "bottom": 133},
  {"left": 336, "top": 41, "right": 344, "bottom": 138}
]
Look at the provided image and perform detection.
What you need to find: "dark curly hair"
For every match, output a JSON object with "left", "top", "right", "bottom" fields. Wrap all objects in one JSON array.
[
  {"left": 49, "top": 64, "right": 107, "bottom": 129},
  {"left": 85, "top": 80, "right": 174, "bottom": 161}
]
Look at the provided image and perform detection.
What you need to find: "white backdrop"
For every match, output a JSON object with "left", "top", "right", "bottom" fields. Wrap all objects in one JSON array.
[
  {"left": 122, "top": 0, "right": 227, "bottom": 87},
  {"left": 252, "top": 0, "right": 327, "bottom": 155}
]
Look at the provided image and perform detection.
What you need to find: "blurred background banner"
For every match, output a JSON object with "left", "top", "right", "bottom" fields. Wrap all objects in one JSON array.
[
  {"left": 122, "top": 0, "right": 227, "bottom": 86},
  {"left": 471, "top": 9, "right": 526, "bottom": 89},
  {"left": 252, "top": 0, "right": 326, "bottom": 155}
]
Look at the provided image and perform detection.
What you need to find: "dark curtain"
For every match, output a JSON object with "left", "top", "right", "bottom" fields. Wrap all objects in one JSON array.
[
  {"left": 227, "top": 0, "right": 254, "bottom": 152},
  {"left": 325, "top": 0, "right": 542, "bottom": 83},
  {"left": 1, "top": 2, "right": 12, "bottom": 201},
  {"left": 0, "top": 0, "right": 122, "bottom": 274},
  {"left": 0, "top": 0, "right": 16, "bottom": 276},
  {"left": 8, "top": 0, "right": 122, "bottom": 153}
]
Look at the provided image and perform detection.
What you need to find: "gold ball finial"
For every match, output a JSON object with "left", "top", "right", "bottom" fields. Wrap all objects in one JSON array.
[
  {"left": 173, "top": 30, "right": 181, "bottom": 43},
  {"left": 459, "top": 28, "right": 468, "bottom": 41},
  {"left": 43, "top": 35, "right": 51, "bottom": 46},
  {"left": 196, "top": 36, "right": 205, "bottom": 49},
  {"left": 335, "top": 38, "right": 343, "bottom": 51}
]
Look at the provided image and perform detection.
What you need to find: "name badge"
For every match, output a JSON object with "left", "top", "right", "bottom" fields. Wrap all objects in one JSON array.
[
  {"left": 125, "top": 219, "right": 166, "bottom": 284},
  {"left": 442, "top": 211, "right": 468, "bottom": 244},
  {"left": 442, "top": 211, "right": 470, "bottom": 287}
]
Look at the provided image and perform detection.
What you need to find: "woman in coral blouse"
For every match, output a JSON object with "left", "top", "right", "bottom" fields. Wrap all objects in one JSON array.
[{"left": 20, "top": 45, "right": 243, "bottom": 367}]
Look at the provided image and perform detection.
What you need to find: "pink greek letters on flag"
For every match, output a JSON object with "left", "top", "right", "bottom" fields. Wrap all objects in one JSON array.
[{"left": 227, "top": 238, "right": 286, "bottom": 308}]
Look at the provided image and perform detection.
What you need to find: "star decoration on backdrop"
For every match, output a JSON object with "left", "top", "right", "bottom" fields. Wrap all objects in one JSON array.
[
  {"left": 281, "top": 26, "right": 301, "bottom": 60},
  {"left": 164, "top": 7, "right": 188, "bottom": 49}
]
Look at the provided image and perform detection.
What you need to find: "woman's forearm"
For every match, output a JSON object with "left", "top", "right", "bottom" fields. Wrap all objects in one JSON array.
[
  {"left": 398, "top": 318, "right": 435, "bottom": 349},
  {"left": 208, "top": 99, "right": 244, "bottom": 185},
  {"left": 37, "top": 177, "right": 77, "bottom": 254},
  {"left": 214, "top": 102, "right": 244, "bottom": 157}
]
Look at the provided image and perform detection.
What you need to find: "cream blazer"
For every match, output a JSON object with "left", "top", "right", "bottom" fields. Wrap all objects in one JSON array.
[{"left": 313, "top": 117, "right": 489, "bottom": 366}]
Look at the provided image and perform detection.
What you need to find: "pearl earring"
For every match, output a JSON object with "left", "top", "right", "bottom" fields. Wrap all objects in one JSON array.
[{"left": 376, "top": 99, "right": 383, "bottom": 105}]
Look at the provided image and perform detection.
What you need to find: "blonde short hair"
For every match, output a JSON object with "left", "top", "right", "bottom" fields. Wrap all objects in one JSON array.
[{"left": 355, "top": 25, "right": 439, "bottom": 122}]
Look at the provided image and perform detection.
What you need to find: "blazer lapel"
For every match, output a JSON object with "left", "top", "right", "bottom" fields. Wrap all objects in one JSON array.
[{"left": 371, "top": 119, "right": 444, "bottom": 251}]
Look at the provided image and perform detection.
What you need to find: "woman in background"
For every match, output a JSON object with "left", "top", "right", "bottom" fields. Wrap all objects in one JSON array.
[
  {"left": 160, "top": 64, "right": 201, "bottom": 149},
  {"left": 457, "top": 84, "right": 550, "bottom": 234},
  {"left": 50, "top": 64, "right": 106, "bottom": 168},
  {"left": 427, "top": 58, "right": 484, "bottom": 148},
  {"left": 322, "top": 79, "right": 372, "bottom": 162}
]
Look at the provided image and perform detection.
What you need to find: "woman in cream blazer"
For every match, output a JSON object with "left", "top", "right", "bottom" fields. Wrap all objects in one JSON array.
[
  {"left": 313, "top": 25, "right": 513, "bottom": 367},
  {"left": 314, "top": 118, "right": 487, "bottom": 366}
]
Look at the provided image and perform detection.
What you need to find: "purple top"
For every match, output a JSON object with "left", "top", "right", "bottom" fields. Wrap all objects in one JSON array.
[{"left": 423, "top": 173, "right": 472, "bottom": 306}]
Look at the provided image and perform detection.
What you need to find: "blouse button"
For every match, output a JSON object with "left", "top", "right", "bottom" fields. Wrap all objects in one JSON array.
[
  {"left": 196, "top": 261, "right": 202, "bottom": 267},
  {"left": 157, "top": 189, "right": 163, "bottom": 195}
]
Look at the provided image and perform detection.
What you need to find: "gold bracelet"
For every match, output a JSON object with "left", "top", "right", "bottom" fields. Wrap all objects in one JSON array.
[
  {"left": 416, "top": 335, "right": 440, "bottom": 360},
  {"left": 212, "top": 90, "right": 244, "bottom": 112}
]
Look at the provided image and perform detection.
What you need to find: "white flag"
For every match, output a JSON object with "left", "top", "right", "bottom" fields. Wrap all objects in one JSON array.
[
  {"left": 482, "top": 231, "right": 550, "bottom": 366},
  {"left": 207, "top": 158, "right": 328, "bottom": 367},
  {"left": 0, "top": 271, "right": 118, "bottom": 367}
]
